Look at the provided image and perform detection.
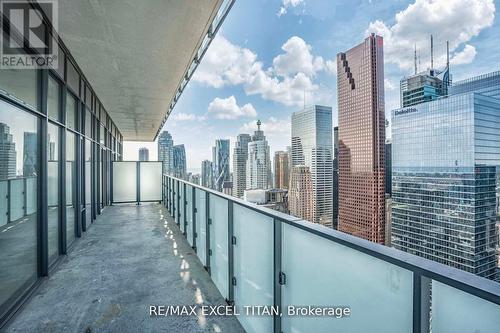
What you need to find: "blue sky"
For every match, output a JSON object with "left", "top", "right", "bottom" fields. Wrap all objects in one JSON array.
[{"left": 123, "top": 0, "right": 499, "bottom": 173}]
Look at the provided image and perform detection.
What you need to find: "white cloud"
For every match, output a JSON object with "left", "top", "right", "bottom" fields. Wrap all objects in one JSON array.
[
  {"left": 240, "top": 116, "right": 291, "bottom": 137},
  {"left": 207, "top": 96, "right": 257, "bottom": 119},
  {"left": 169, "top": 112, "right": 199, "bottom": 121},
  {"left": 193, "top": 35, "right": 259, "bottom": 88},
  {"left": 277, "top": 0, "right": 304, "bottom": 17},
  {"left": 450, "top": 44, "right": 477, "bottom": 65},
  {"left": 384, "top": 79, "right": 396, "bottom": 91},
  {"left": 273, "top": 36, "right": 324, "bottom": 77},
  {"left": 193, "top": 34, "right": 335, "bottom": 107},
  {"left": 366, "top": 0, "right": 495, "bottom": 71}
]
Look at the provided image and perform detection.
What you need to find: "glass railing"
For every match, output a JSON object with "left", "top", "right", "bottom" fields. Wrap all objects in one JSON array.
[
  {"left": 111, "top": 161, "right": 162, "bottom": 204},
  {"left": 0, "top": 177, "right": 37, "bottom": 227},
  {"left": 163, "top": 175, "right": 500, "bottom": 333}
]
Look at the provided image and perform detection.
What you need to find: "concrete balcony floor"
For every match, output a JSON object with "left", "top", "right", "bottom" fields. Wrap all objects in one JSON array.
[{"left": 4, "top": 203, "right": 244, "bottom": 333}]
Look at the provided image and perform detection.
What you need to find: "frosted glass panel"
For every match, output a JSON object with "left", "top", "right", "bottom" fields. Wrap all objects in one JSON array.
[
  {"left": 195, "top": 189, "right": 206, "bottom": 266},
  {"left": 186, "top": 185, "right": 193, "bottom": 246},
  {"left": 139, "top": 162, "right": 161, "bottom": 201},
  {"left": 282, "top": 223, "right": 413, "bottom": 333},
  {"left": 233, "top": 204, "right": 274, "bottom": 333},
  {"left": 0, "top": 181, "right": 7, "bottom": 227},
  {"left": 432, "top": 281, "right": 500, "bottom": 333},
  {"left": 209, "top": 194, "right": 228, "bottom": 299},
  {"left": 112, "top": 162, "right": 136, "bottom": 202},
  {"left": 26, "top": 178, "right": 37, "bottom": 214},
  {"left": 9, "top": 179, "right": 24, "bottom": 221}
]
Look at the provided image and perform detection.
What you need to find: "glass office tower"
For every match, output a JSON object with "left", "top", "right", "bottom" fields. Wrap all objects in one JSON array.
[
  {"left": 291, "top": 105, "right": 333, "bottom": 227},
  {"left": 391, "top": 92, "right": 500, "bottom": 279}
]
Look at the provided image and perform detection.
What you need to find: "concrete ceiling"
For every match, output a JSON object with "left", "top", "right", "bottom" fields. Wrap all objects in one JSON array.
[{"left": 58, "top": 0, "right": 222, "bottom": 141}]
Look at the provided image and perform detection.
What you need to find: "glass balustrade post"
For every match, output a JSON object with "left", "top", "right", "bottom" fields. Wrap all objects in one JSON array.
[
  {"left": 413, "top": 273, "right": 431, "bottom": 332},
  {"left": 176, "top": 180, "right": 180, "bottom": 226},
  {"left": 205, "top": 191, "right": 211, "bottom": 274},
  {"left": 192, "top": 186, "right": 197, "bottom": 252},
  {"left": 183, "top": 182, "right": 187, "bottom": 235},
  {"left": 228, "top": 200, "right": 234, "bottom": 305},
  {"left": 273, "top": 218, "right": 283, "bottom": 333},
  {"left": 136, "top": 161, "right": 140, "bottom": 205},
  {"left": 7, "top": 180, "right": 11, "bottom": 223},
  {"left": 23, "top": 177, "right": 27, "bottom": 217}
]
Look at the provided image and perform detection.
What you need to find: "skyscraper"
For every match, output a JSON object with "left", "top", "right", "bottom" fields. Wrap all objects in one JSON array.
[
  {"left": 158, "top": 131, "right": 174, "bottom": 174},
  {"left": 172, "top": 144, "right": 186, "bottom": 179},
  {"left": 385, "top": 140, "right": 392, "bottom": 195},
  {"left": 337, "top": 34, "right": 386, "bottom": 243},
  {"left": 247, "top": 120, "right": 271, "bottom": 190},
  {"left": 213, "top": 139, "right": 230, "bottom": 192},
  {"left": 139, "top": 147, "right": 149, "bottom": 161},
  {"left": 289, "top": 165, "right": 314, "bottom": 222},
  {"left": 0, "top": 123, "right": 17, "bottom": 179},
  {"left": 291, "top": 105, "right": 333, "bottom": 227},
  {"left": 23, "top": 132, "right": 38, "bottom": 177},
  {"left": 274, "top": 150, "right": 289, "bottom": 189},
  {"left": 391, "top": 88, "right": 500, "bottom": 279},
  {"left": 201, "top": 160, "right": 213, "bottom": 189},
  {"left": 232, "top": 133, "right": 251, "bottom": 198}
]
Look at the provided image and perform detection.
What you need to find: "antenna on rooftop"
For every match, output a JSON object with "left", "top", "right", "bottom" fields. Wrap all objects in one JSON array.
[
  {"left": 430, "top": 34, "right": 434, "bottom": 69},
  {"left": 414, "top": 44, "right": 417, "bottom": 75}
]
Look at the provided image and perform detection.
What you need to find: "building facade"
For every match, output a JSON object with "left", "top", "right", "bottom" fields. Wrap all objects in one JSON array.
[
  {"left": 337, "top": 34, "right": 386, "bottom": 243},
  {"left": 291, "top": 106, "right": 333, "bottom": 227},
  {"left": 274, "top": 151, "right": 289, "bottom": 189},
  {"left": 244, "top": 188, "right": 288, "bottom": 214},
  {"left": 172, "top": 144, "right": 186, "bottom": 179},
  {"left": 158, "top": 131, "right": 174, "bottom": 174},
  {"left": 288, "top": 166, "right": 315, "bottom": 222},
  {"left": 232, "top": 133, "right": 251, "bottom": 198},
  {"left": 246, "top": 120, "right": 271, "bottom": 190},
  {"left": 201, "top": 160, "right": 213, "bottom": 189},
  {"left": 139, "top": 148, "right": 149, "bottom": 161},
  {"left": 391, "top": 92, "right": 500, "bottom": 279},
  {"left": 213, "top": 139, "right": 230, "bottom": 192},
  {"left": 0, "top": 123, "right": 17, "bottom": 179},
  {"left": 400, "top": 68, "right": 449, "bottom": 107},
  {"left": 333, "top": 126, "right": 339, "bottom": 229}
]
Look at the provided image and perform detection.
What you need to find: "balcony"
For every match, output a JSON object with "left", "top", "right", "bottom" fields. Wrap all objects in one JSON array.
[
  {"left": 3, "top": 201, "right": 244, "bottom": 332},
  {"left": 1, "top": 164, "right": 500, "bottom": 332}
]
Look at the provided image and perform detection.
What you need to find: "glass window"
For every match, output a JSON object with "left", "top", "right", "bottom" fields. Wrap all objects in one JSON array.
[
  {"left": 0, "top": 68, "right": 38, "bottom": 109},
  {"left": 0, "top": 99, "right": 38, "bottom": 310},
  {"left": 85, "top": 108, "right": 92, "bottom": 138},
  {"left": 99, "top": 125, "right": 105, "bottom": 145},
  {"left": 48, "top": 123, "right": 60, "bottom": 264},
  {"left": 66, "top": 61, "right": 80, "bottom": 95},
  {"left": 85, "top": 139, "right": 92, "bottom": 228},
  {"left": 85, "top": 85, "right": 92, "bottom": 109},
  {"left": 66, "top": 131, "right": 76, "bottom": 245},
  {"left": 65, "top": 92, "right": 77, "bottom": 130},
  {"left": 50, "top": 37, "right": 65, "bottom": 80},
  {"left": 47, "top": 76, "right": 60, "bottom": 121}
]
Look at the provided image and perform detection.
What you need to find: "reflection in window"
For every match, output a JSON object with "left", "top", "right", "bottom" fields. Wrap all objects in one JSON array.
[
  {"left": 48, "top": 76, "right": 60, "bottom": 121},
  {"left": 66, "top": 92, "right": 77, "bottom": 130},
  {"left": 66, "top": 131, "right": 76, "bottom": 245},
  {"left": 48, "top": 123, "right": 60, "bottom": 263},
  {"left": 0, "top": 99, "right": 38, "bottom": 311}
]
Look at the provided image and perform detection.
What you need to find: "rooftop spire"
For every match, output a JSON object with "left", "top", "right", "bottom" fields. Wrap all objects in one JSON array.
[{"left": 257, "top": 119, "right": 261, "bottom": 131}]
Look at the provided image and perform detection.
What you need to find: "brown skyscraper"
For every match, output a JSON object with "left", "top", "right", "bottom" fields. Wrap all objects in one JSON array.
[
  {"left": 274, "top": 151, "right": 289, "bottom": 189},
  {"left": 337, "top": 34, "right": 385, "bottom": 244}
]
